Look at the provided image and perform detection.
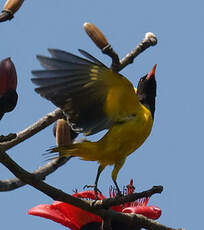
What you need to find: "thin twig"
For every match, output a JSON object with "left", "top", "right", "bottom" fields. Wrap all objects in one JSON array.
[
  {"left": 0, "top": 157, "right": 71, "bottom": 191},
  {"left": 0, "top": 108, "right": 65, "bottom": 191},
  {"left": 102, "top": 44, "right": 120, "bottom": 71},
  {"left": 0, "top": 115, "right": 74, "bottom": 192},
  {"left": 83, "top": 23, "right": 157, "bottom": 73},
  {"left": 0, "top": 151, "right": 184, "bottom": 230},
  {"left": 116, "top": 32, "right": 157, "bottom": 72},
  {"left": 0, "top": 108, "right": 64, "bottom": 151},
  {"left": 94, "top": 186, "right": 163, "bottom": 209},
  {"left": 102, "top": 33, "right": 158, "bottom": 72}
]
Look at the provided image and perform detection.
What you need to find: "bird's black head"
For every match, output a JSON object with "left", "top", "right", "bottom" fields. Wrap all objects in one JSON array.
[{"left": 137, "top": 64, "right": 157, "bottom": 119}]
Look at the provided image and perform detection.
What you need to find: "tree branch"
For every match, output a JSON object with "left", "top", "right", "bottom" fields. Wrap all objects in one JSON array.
[
  {"left": 0, "top": 151, "right": 185, "bottom": 230},
  {"left": 0, "top": 157, "right": 71, "bottom": 191},
  {"left": 84, "top": 23, "right": 157, "bottom": 72},
  {"left": 0, "top": 108, "right": 66, "bottom": 191},
  {"left": 94, "top": 185, "right": 163, "bottom": 209},
  {"left": 103, "top": 32, "right": 157, "bottom": 72},
  {"left": 116, "top": 32, "right": 157, "bottom": 72},
  {"left": 0, "top": 108, "right": 64, "bottom": 151}
]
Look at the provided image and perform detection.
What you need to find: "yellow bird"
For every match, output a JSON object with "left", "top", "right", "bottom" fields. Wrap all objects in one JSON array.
[{"left": 32, "top": 49, "right": 157, "bottom": 193}]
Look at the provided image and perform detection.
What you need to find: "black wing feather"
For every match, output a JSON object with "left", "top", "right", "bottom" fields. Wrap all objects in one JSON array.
[
  {"left": 78, "top": 49, "right": 107, "bottom": 67},
  {"left": 32, "top": 49, "right": 112, "bottom": 135},
  {"left": 48, "top": 48, "right": 95, "bottom": 65}
]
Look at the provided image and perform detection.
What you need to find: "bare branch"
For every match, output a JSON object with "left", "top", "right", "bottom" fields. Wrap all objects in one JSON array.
[
  {"left": 116, "top": 32, "right": 157, "bottom": 72},
  {"left": 0, "top": 133, "right": 17, "bottom": 142},
  {"left": 83, "top": 23, "right": 157, "bottom": 72},
  {"left": 102, "top": 33, "right": 157, "bottom": 72},
  {"left": 0, "top": 151, "right": 184, "bottom": 230},
  {"left": 110, "top": 212, "right": 185, "bottom": 230},
  {"left": 0, "top": 108, "right": 64, "bottom": 191},
  {"left": 0, "top": 115, "right": 74, "bottom": 192},
  {"left": 0, "top": 157, "right": 71, "bottom": 191},
  {"left": 0, "top": 151, "right": 103, "bottom": 211},
  {"left": 0, "top": 108, "right": 64, "bottom": 151},
  {"left": 94, "top": 185, "right": 163, "bottom": 209}
]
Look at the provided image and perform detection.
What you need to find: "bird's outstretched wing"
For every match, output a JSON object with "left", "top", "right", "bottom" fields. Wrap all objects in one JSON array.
[{"left": 32, "top": 49, "right": 139, "bottom": 135}]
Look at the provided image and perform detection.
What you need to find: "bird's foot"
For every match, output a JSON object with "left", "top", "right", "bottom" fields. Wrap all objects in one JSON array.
[
  {"left": 113, "top": 183, "right": 122, "bottom": 197},
  {"left": 83, "top": 184, "right": 102, "bottom": 201},
  {"left": 115, "top": 189, "right": 122, "bottom": 198},
  {"left": 0, "top": 133, "right": 16, "bottom": 142}
]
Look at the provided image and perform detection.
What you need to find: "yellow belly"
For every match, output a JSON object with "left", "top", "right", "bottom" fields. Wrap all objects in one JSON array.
[
  {"left": 96, "top": 105, "right": 153, "bottom": 165},
  {"left": 67, "top": 104, "right": 153, "bottom": 166}
]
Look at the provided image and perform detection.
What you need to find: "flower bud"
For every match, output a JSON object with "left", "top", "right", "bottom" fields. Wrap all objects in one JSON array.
[
  {"left": 55, "top": 119, "right": 71, "bottom": 146},
  {"left": 3, "top": 0, "right": 24, "bottom": 15},
  {"left": 0, "top": 58, "right": 17, "bottom": 94},
  {"left": 0, "top": 57, "right": 18, "bottom": 119},
  {"left": 84, "top": 22, "right": 108, "bottom": 49}
]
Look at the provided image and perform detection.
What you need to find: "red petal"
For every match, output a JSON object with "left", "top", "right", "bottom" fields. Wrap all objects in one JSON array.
[
  {"left": 122, "top": 206, "right": 161, "bottom": 220},
  {"left": 73, "top": 190, "right": 106, "bottom": 200},
  {"left": 28, "top": 204, "right": 78, "bottom": 230},
  {"left": 111, "top": 205, "right": 123, "bottom": 212},
  {"left": 28, "top": 202, "right": 102, "bottom": 229}
]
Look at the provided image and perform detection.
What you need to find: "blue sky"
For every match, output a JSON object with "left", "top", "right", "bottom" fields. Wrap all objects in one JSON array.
[{"left": 0, "top": 0, "right": 203, "bottom": 229}]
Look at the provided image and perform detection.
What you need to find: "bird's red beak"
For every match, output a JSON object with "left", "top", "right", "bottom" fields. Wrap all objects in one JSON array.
[{"left": 146, "top": 64, "right": 157, "bottom": 80}]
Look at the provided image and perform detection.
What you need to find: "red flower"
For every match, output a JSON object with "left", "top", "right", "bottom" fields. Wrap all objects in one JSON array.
[
  {"left": 0, "top": 57, "right": 18, "bottom": 120},
  {"left": 110, "top": 179, "right": 162, "bottom": 220},
  {"left": 28, "top": 180, "right": 161, "bottom": 229}
]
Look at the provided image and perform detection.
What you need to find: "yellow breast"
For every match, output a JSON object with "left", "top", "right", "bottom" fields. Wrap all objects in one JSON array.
[{"left": 97, "top": 104, "right": 153, "bottom": 164}]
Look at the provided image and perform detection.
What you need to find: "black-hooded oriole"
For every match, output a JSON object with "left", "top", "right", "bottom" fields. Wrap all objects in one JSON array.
[{"left": 32, "top": 49, "right": 156, "bottom": 192}]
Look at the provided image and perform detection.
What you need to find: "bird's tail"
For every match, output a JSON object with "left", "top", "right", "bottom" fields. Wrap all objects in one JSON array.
[
  {"left": 48, "top": 144, "right": 81, "bottom": 158},
  {"left": 46, "top": 141, "right": 98, "bottom": 161}
]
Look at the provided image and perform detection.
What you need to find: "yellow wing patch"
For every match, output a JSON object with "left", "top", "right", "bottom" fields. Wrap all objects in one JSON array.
[{"left": 102, "top": 71, "right": 141, "bottom": 122}]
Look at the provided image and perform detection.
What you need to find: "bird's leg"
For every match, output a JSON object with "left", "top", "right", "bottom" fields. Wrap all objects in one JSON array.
[
  {"left": 84, "top": 164, "right": 105, "bottom": 200},
  {"left": 113, "top": 180, "right": 121, "bottom": 196},
  {"left": 112, "top": 159, "right": 126, "bottom": 196}
]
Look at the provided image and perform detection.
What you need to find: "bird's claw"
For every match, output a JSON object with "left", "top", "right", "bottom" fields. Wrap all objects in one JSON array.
[
  {"left": 83, "top": 184, "right": 102, "bottom": 201},
  {"left": 115, "top": 190, "right": 122, "bottom": 198}
]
